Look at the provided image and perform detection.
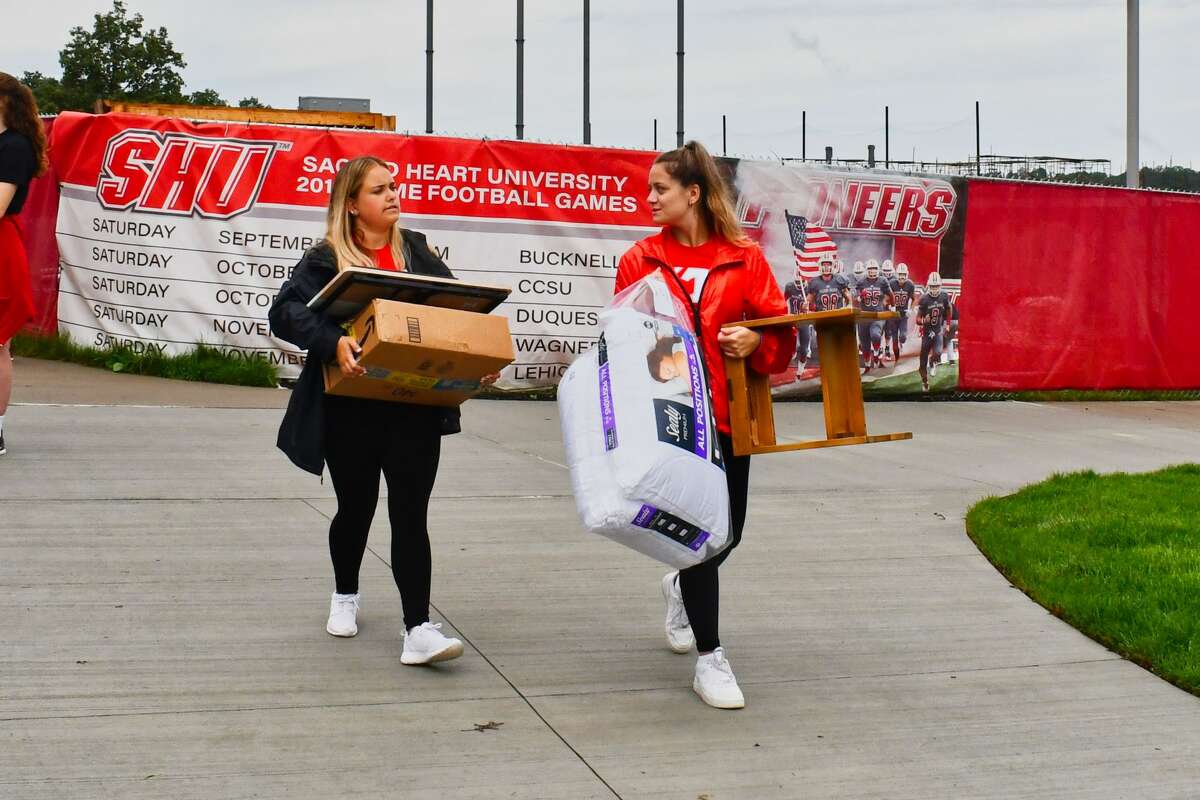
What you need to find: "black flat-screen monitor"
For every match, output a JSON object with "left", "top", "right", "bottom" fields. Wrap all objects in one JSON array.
[{"left": 306, "top": 267, "right": 511, "bottom": 321}]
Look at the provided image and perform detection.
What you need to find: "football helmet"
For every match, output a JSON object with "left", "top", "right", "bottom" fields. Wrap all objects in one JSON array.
[
  {"left": 926, "top": 272, "right": 942, "bottom": 296},
  {"left": 819, "top": 256, "right": 835, "bottom": 277},
  {"left": 896, "top": 263, "right": 909, "bottom": 281}
]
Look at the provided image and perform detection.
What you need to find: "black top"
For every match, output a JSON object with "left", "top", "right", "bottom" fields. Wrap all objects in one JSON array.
[
  {"left": 268, "top": 229, "right": 462, "bottom": 475},
  {"left": 0, "top": 129, "right": 37, "bottom": 217}
]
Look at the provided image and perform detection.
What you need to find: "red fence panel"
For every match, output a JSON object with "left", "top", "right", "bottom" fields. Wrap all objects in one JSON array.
[
  {"left": 960, "top": 179, "right": 1200, "bottom": 391},
  {"left": 17, "top": 117, "right": 59, "bottom": 335}
]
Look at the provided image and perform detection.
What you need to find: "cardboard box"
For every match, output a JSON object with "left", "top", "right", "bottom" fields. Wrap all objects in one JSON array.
[{"left": 324, "top": 299, "right": 514, "bottom": 406}]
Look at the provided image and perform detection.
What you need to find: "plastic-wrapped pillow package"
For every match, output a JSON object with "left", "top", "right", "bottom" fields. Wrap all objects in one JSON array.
[{"left": 558, "top": 273, "right": 730, "bottom": 568}]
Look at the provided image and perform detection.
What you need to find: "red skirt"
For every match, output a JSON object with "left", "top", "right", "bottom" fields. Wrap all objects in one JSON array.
[{"left": 0, "top": 215, "right": 35, "bottom": 343}]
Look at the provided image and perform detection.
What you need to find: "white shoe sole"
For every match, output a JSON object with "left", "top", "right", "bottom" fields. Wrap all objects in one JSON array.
[
  {"left": 667, "top": 632, "right": 694, "bottom": 654},
  {"left": 326, "top": 623, "right": 357, "bottom": 637},
  {"left": 693, "top": 677, "right": 745, "bottom": 709},
  {"left": 401, "top": 639, "right": 464, "bottom": 665},
  {"left": 662, "top": 574, "right": 694, "bottom": 654}
]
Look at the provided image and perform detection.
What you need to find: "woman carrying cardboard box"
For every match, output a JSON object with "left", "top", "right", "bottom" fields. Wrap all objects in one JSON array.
[
  {"left": 615, "top": 141, "right": 794, "bottom": 709},
  {"left": 270, "top": 156, "right": 492, "bottom": 665}
]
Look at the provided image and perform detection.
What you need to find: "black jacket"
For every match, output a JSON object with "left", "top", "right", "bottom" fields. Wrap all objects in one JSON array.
[{"left": 269, "top": 229, "right": 462, "bottom": 475}]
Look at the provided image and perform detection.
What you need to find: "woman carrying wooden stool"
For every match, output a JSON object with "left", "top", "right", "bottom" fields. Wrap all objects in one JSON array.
[{"left": 615, "top": 141, "right": 794, "bottom": 708}]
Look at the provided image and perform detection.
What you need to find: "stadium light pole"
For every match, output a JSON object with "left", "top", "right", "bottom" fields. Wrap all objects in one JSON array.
[
  {"left": 1127, "top": 0, "right": 1140, "bottom": 188},
  {"left": 676, "top": 0, "right": 685, "bottom": 147},
  {"left": 975, "top": 100, "right": 981, "bottom": 176},
  {"left": 802, "top": 110, "right": 806, "bottom": 161},
  {"left": 583, "top": 0, "right": 591, "bottom": 144},
  {"left": 884, "top": 106, "right": 889, "bottom": 169},
  {"left": 516, "top": 0, "right": 524, "bottom": 140},
  {"left": 425, "top": 0, "right": 434, "bottom": 134}
]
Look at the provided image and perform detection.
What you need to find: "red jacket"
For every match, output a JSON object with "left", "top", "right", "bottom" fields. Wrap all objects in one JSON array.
[{"left": 615, "top": 229, "right": 795, "bottom": 435}]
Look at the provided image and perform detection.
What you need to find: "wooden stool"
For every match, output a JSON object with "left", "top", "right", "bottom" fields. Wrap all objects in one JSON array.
[{"left": 723, "top": 308, "right": 913, "bottom": 456}]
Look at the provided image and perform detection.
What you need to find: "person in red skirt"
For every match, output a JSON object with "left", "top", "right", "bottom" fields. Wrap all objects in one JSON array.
[{"left": 0, "top": 73, "right": 48, "bottom": 456}]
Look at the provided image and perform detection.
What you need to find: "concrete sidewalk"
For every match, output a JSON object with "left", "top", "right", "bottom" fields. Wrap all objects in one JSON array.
[{"left": 3, "top": 359, "right": 1200, "bottom": 798}]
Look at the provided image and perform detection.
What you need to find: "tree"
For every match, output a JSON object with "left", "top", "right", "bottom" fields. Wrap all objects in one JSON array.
[
  {"left": 24, "top": 3, "right": 270, "bottom": 114},
  {"left": 186, "top": 89, "right": 226, "bottom": 107},
  {"left": 20, "top": 71, "right": 68, "bottom": 114},
  {"left": 54, "top": 0, "right": 188, "bottom": 110}
]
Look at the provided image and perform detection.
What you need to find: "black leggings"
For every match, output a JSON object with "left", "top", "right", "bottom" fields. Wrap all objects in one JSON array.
[
  {"left": 323, "top": 397, "right": 443, "bottom": 630},
  {"left": 678, "top": 433, "right": 751, "bottom": 653}
]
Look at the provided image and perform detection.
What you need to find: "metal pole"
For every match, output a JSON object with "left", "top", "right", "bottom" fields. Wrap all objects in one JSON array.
[
  {"left": 975, "top": 100, "right": 981, "bottom": 176},
  {"left": 653, "top": 118, "right": 658, "bottom": 150},
  {"left": 516, "top": 0, "right": 524, "bottom": 140},
  {"left": 1127, "top": 0, "right": 1140, "bottom": 187},
  {"left": 583, "top": 0, "right": 591, "bottom": 144},
  {"left": 722, "top": 114, "right": 726, "bottom": 155},
  {"left": 425, "top": 0, "right": 433, "bottom": 134},
  {"left": 676, "top": 0, "right": 684, "bottom": 147},
  {"left": 802, "top": 110, "right": 806, "bottom": 161},
  {"left": 885, "top": 106, "right": 889, "bottom": 168}
]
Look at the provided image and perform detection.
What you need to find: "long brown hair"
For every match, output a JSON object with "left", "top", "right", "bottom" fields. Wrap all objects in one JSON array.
[
  {"left": 653, "top": 140, "right": 749, "bottom": 246},
  {"left": 0, "top": 73, "right": 49, "bottom": 178},
  {"left": 325, "top": 156, "right": 405, "bottom": 270}
]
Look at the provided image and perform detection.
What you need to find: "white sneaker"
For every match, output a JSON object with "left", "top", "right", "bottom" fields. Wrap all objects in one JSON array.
[
  {"left": 326, "top": 592, "right": 360, "bottom": 637},
  {"left": 693, "top": 647, "right": 745, "bottom": 709},
  {"left": 662, "top": 572, "right": 695, "bottom": 654},
  {"left": 401, "top": 622, "right": 464, "bottom": 665}
]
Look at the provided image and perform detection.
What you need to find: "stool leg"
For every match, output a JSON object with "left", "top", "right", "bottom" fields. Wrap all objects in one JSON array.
[
  {"left": 816, "top": 323, "right": 867, "bottom": 439},
  {"left": 724, "top": 355, "right": 755, "bottom": 456}
]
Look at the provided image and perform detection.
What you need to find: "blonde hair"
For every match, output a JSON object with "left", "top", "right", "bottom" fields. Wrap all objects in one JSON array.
[
  {"left": 654, "top": 140, "right": 750, "bottom": 246},
  {"left": 325, "top": 156, "right": 405, "bottom": 270}
]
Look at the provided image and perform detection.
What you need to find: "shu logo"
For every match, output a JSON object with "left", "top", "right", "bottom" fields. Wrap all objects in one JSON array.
[{"left": 97, "top": 129, "right": 282, "bottom": 219}]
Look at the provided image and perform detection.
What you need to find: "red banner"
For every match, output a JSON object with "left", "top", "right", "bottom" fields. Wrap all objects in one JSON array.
[
  {"left": 53, "top": 113, "right": 656, "bottom": 225},
  {"left": 47, "top": 112, "right": 660, "bottom": 381},
  {"left": 960, "top": 179, "right": 1200, "bottom": 391}
]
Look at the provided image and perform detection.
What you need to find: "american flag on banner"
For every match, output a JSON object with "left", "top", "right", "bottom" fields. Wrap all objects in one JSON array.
[{"left": 785, "top": 210, "right": 837, "bottom": 278}]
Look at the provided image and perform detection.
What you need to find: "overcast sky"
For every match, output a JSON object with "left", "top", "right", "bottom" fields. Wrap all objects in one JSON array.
[{"left": 11, "top": 1, "right": 1199, "bottom": 170}]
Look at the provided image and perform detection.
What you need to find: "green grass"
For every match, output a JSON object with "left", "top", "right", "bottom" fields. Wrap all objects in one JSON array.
[
  {"left": 11, "top": 332, "right": 278, "bottom": 388},
  {"left": 18, "top": 328, "right": 1183, "bottom": 400},
  {"left": 966, "top": 465, "right": 1200, "bottom": 694},
  {"left": 863, "top": 361, "right": 959, "bottom": 397},
  {"left": 1008, "top": 389, "right": 1200, "bottom": 402},
  {"left": 477, "top": 385, "right": 558, "bottom": 401}
]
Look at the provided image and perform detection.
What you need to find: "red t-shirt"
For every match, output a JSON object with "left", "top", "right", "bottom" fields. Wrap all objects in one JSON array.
[
  {"left": 661, "top": 233, "right": 719, "bottom": 303},
  {"left": 372, "top": 244, "right": 402, "bottom": 271}
]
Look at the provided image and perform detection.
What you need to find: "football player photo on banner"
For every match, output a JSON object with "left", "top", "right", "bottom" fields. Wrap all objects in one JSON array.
[{"left": 730, "top": 160, "right": 967, "bottom": 396}]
